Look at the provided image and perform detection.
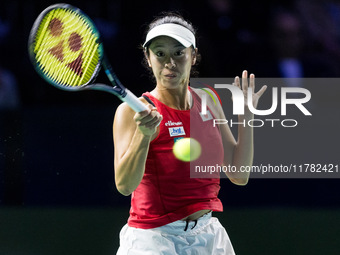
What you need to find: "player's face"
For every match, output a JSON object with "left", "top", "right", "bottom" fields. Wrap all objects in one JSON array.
[{"left": 147, "top": 36, "right": 196, "bottom": 89}]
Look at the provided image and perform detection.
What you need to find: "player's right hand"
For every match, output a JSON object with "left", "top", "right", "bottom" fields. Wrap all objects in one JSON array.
[{"left": 134, "top": 104, "right": 162, "bottom": 137}]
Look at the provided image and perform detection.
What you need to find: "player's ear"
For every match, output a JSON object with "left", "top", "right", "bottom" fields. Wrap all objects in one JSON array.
[
  {"left": 191, "top": 48, "right": 198, "bottom": 66},
  {"left": 144, "top": 49, "right": 152, "bottom": 67}
]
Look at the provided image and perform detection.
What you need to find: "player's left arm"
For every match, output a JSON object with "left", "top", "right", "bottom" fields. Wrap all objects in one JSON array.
[
  {"left": 226, "top": 71, "right": 267, "bottom": 185},
  {"left": 197, "top": 71, "right": 266, "bottom": 185}
]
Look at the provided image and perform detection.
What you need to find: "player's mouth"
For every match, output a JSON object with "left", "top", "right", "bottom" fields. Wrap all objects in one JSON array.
[{"left": 164, "top": 73, "right": 177, "bottom": 79}]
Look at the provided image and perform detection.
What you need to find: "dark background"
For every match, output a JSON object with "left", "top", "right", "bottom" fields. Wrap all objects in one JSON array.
[{"left": 1, "top": 0, "right": 340, "bottom": 254}]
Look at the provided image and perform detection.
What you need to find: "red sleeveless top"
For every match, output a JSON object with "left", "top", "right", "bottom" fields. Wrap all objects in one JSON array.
[{"left": 128, "top": 88, "right": 224, "bottom": 229}]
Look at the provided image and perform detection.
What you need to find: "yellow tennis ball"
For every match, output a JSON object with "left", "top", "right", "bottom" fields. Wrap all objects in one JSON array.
[{"left": 173, "top": 138, "right": 201, "bottom": 162}]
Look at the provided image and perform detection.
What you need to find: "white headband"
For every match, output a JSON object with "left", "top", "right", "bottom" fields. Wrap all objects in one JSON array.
[{"left": 143, "top": 23, "right": 196, "bottom": 48}]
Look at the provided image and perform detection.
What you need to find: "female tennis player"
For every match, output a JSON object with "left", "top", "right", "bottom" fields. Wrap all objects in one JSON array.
[{"left": 113, "top": 12, "right": 267, "bottom": 255}]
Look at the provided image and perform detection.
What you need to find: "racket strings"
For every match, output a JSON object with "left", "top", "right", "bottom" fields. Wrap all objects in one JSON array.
[{"left": 33, "top": 8, "right": 101, "bottom": 87}]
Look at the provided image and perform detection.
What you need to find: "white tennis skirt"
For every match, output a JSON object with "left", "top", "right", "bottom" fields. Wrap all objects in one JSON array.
[{"left": 116, "top": 212, "right": 236, "bottom": 255}]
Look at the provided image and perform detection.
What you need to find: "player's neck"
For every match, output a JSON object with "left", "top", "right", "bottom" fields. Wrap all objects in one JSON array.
[{"left": 151, "top": 85, "right": 192, "bottom": 110}]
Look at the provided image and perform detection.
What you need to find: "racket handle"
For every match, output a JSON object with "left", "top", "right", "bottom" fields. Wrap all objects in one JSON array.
[{"left": 122, "top": 89, "right": 149, "bottom": 112}]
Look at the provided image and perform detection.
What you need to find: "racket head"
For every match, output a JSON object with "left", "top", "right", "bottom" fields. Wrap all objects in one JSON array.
[{"left": 28, "top": 3, "right": 104, "bottom": 91}]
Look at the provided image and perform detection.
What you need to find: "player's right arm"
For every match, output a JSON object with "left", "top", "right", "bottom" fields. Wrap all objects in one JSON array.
[{"left": 113, "top": 100, "right": 162, "bottom": 196}]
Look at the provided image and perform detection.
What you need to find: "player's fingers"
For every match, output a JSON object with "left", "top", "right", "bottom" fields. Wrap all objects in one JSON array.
[
  {"left": 256, "top": 85, "right": 267, "bottom": 98},
  {"left": 234, "top": 76, "right": 240, "bottom": 88},
  {"left": 134, "top": 104, "right": 155, "bottom": 122},
  {"left": 134, "top": 109, "right": 150, "bottom": 121},
  {"left": 136, "top": 107, "right": 162, "bottom": 126},
  {"left": 142, "top": 108, "right": 162, "bottom": 126},
  {"left": 249, "top": 73, "right": 255, "bottom": 92},
  {"left": 145, "top": 114, "right": 163, "bottom": 128},
  {"left": 242, "top": 70, "right": 248, "bottom": 92}
]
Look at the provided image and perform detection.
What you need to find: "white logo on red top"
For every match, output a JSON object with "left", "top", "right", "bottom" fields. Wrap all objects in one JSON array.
[{"left": 165, "top": 120, "right": 183, "bottom": 127}]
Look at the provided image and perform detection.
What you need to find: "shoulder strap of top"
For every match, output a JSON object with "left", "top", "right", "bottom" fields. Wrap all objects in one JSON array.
[{"left": 142, "top": 93, "right": 156, "bottom": 107}]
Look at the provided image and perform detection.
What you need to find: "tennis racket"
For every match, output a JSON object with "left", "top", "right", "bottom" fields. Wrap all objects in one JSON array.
[{"left": 28, "top": 3, "right": 148, "bottom": 112}]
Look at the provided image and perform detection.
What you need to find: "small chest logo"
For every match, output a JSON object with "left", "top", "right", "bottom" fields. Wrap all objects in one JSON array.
[
  {"left": 165, "top": 121, "right": 183, "bottom": 126},
  {"left": 168, "top": 126, "right": 186, "bottom": 137}
]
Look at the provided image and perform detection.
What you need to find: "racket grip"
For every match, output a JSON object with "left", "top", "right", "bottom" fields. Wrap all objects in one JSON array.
[{"left": 122, "top": 89, "right": 149, "bottom": 112}]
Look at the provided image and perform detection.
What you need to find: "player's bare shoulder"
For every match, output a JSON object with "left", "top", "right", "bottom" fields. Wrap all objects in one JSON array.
[{"left": 190, "top": 87, "right": 204, "bottom": 97}]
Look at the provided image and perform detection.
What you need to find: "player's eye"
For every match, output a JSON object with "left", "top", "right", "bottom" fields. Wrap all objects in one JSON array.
[
  {"left": 174, "top": 50, "right": 184, "bottom": 56},
  {"left": 156, "top": 51, "right": 165, "bottom": 57}
]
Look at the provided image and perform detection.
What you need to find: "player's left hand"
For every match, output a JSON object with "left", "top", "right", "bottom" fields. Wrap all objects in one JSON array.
[{"left": 234, "top": 70, "right": 267, "bottom": 115}]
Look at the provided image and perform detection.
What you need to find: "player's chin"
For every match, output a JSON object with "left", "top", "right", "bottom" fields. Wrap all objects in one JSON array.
[{"left": 163, "top": 80, "right": 181, "bottom": 89}]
